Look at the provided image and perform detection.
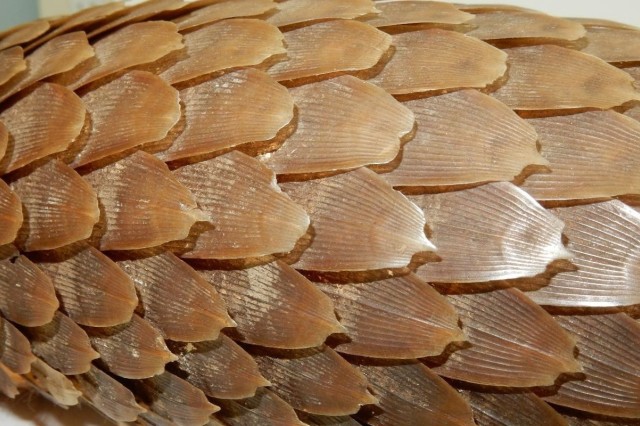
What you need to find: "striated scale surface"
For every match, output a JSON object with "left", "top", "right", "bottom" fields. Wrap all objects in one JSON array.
[
  {"left": 174, "top": 0, "right": 277, "bottom": 31},
  {"left": 24, "top": 311, "right": 99, "bottom": 375},
  {"left": 315, "top": 274, "right": 463, "bottom": 359},
  {"left": 0, "top": 83, "right": 85, "bottom": 174},
  {"left": 282, "top": 167, "right": 434, "bottom": 271},
  {"left": 262, "top": 75, "right": 414, "bottom": 175},
  {"left": 88, "top": 0, "right": 187, "bottom": 37},
  {"left": 382, "top": 89, "right": 546, "bottom": 187},
  {"left": 252, "top": 345, "right": 376, "bottom": 416},
  {"left": 268, "top": 20, "right": 391, "bottom": 83},
  {"left": 86, "top": 314, "right": 175, "bottom": 379},
  {"left": 157, "top": 69, "right": 293, "bottom": 162},
  {"left": 34, "top": 243, "right": 137, "bottom": 327},
  {"left": 199, "top": 261, "right": 341, "bottom": 349},
  {"left": 117, "top": 251, "right": 233, "bottom": 342},
  {"left": 411, "top": 182, "right": 568, "bottom": 283},
  {"left": 215, "top": 388, "right": 305, "bottom": 426},
  {"left": 0, "top": 180, "right": 22, "bottom": 246},
  {"left": 0, "top": 316, "right": 35, "bottom": 374},
  {"left": 492, "top": 45, "right": 640, "bottom": 110},
  {"left": 432, "top": 289, "right": 581, "bottom": 387},
  {"left": 0, "top": 19, "right": 50, "bottom": 51},
  {"left": 0, "top": 246, "right": 58, "bottom": 327},
  {"left": 363, "top": 1, "right": 473, "bottom": 28},
  {"left": 84, "top": 151, "right": 206, "bottom": 251},
  {"left": 0, "top": 362, "right": 19, "bottom": 398},
  {"left": 267, "top": 0, "right": 377, "bottom": 28},
  {"left": 10, "top": 161, "right": 99, "bottom": 251},
  {"left": 581, "top": 25, "right": 640, "bottom": 64},
  {"left": 368, "top": 29, "right": 507, "bottom": 95},
  {"left": 172, "top": 151, "right": 309, "bottom": 259},
  {"left": 521, "top": 111, "right": 640, "bottom": 200},
  {"left": 0, "top": 47, "right": 26, "bottom": 87},
  {"left": 545, "top": 314, "right": 640, "bottom": 418},
  {"left": 357, "top": 361, "right": 476, "bottom": 426},
  {"left": 70, "top": 70, "right": 180, "bottom": 168}
]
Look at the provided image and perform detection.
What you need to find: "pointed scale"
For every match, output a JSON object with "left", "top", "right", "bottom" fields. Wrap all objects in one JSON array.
[
  {"left": 0, "top": 180, "right": 22, "bottom": 246},
  {"left": 357, "top": 361, "right": 476, "bottom": 426},
  {"left": 74, "top": 365, "right": 146, "bottom": 423},
  {"left": 0, "top": 47, "right": 26, "bottom": 86},
  {"left": 157, "top": 69, "right": 294, "bottom": 163},
  {"left": 198, "top": 260, "right": 342, "bottom": 349},
  {"left": 267, "top": 0, "right": 377, "bottom": 28},
  {"left": 53, "top": 22, "right": 183, "bottom": 90},
  {"left": 172, "top": 151, "right": 310, "bottom": 259},
  {"left": 466, "top": 10, "right": 586, "bottom": 43},
  {"left": 363, "top": 1, "right": 474, "bottom": 28},
  {"left": 262, "top": 75, "right": 415, "bottom": 175},
  {"left": 382, "top": 90, "right": 546, "bottom": 187},
  {"left": 10, "top": 160, "right": 100, "bottom": 251},
  {"left": 0, "top": 32, "right": 94, "bottom": 102},
  {"left": 0, "top": 245, "right": 58, "bottom": 327},
  {"left": 252, "top": 345, "right": 376, "bottom": 416},
  {"left": 545, "top": 314, "right": 640, "bottom": 418},
  {"left": 117, "top": 251, "right": 233, "bottom": 342},
  {"left": 69, "top": 71, "right": 181, "bottom": 168},
  {"left": 492, "top": 45, "right": 640, "bottom": 110},
  {"left": 88, "top": 0, "right": 188, "bottom": 37},
  {"left": 0, "top": 316, "right": 35, "bottom": 374},
  {"left": 529, "top": 201, "right": 640, "bottom": 308},
  {"left": 174, "top": 0, "right": 277, "bottom": 31},
  {"left": 462, "top": 390, "right": 568, "bottom": 426},
  {"left": 84, "top": 151, "right": 205, "bottom": 251},
  {"left": 175, "top": 334, "right": 269, "bottom": 399},
  {"left": 135, "top": 371, "right": 219, "bottom": 426},
  {"left": 580, "top": 25, "right": 640, "bottom": 64},
  {"left": 412, "top": 182, "right": 568, "bottom": 283},
  {"left": 216, "top": 388, "right": 305, "bottom": 426},
  {"left": 0, "top": 19, "right": 50, "bottom": 50},
  {"left": 267, "top": 20, "right": 391, "bottom": 83},
  {"left": 432, "top": 289, "right": 581, "bottom": 387},
  {"left": 0, "top": 83, "right": 85, "bottom": 174},
  {"left": 24, "top": 311, "right": 98, "bottom": 375},
  {"left": 368, "top": 29, "right": 507, "bottom": 96},
  {"left": 281, "top": 167, "right": 434, "bottom": 271},
  {"left": 35, "top": 243, "right": 137, "bottom": 327},
  {"left": 315, "top": 273, "right": 463, "bottom": 359},
  {"left": 87, "top": 314, "right": 175, "bottom": 379},
  {"left": 157, "top": 19, "right": 285, "bottom": 85},
  {"left": 521, "top": 111, "right": 640, "bottom": 201},
  {"left": 26, "top": 357, "right": 82, "bottom": 407},
  {"left": 0, "top": 362, "right": 19, "bottom": 398}
]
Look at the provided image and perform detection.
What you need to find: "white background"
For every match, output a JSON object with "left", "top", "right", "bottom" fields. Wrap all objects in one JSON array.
[{"left": 1, "top": 0, "right": 640, "bottom": 425}]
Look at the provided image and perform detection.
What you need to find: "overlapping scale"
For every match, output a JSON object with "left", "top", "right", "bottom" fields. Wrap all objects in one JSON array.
[
  {"left": 199, "top": 261, "right": 342, "bottom": 349},
  {"left": 431, "top": 289, "right": 581, "bottom": 387},
  {"left": 0, "top": 316, "right": 35, "bottom": 374},
  {"left": 174, "top": 0, "right": 276, "bottom": 31},
  {"left": 0, "top": 180, "right": 22, "bottom": 246},
  {"left": 88, "top": 0, "right": 187, "bottom": 37},
  {"left": 157, "top": 69, "right": 293, "bottom": 163},
  {"left": 33, "top": 243, "right": 137, "bottom": 327},
  {"left": 363, "top": 0, "right": 473, "bottom": 28},
  {"left": 252, "top": 345, "right": 376, "bottom": 415},
  {"left": 0, "top": 32, "right": 94, "bottom": 102},
  {"left": 0, "top": 83, "right": 85, "bottom": 174},
  {"left": 215, "top": 388, "right": 305, "bottom": 426},
  {"left": 315, "top": 273, "right": 463, "bottom": 359},
  {"left": 267, "top": 0, "right": 377, "bottom": 28},
  {"left": 267, "top": 20, "right": 391, "bottom": 83},
  {"left": 368, "top": 29, "right": 507, "bottom": 95},
  {"left": 24, "top": 311, "right": 98, "bottom": 375},
  {"left": 521, "top": 111, "right": 640, "bottom": 200},
  {"left": 0, "top": 363, "right": 19, "bottom": 398},
  {"left": 0, "top": 47, "right": 26, "bottom": 86},
  {"left": 26, "top": 357, "right": 81, "bottom": 406},
  {"left": 69, "top": 71, "right": 180, "bottom": 168},
  {"left": 357, "top": 361, "right": 476, "bottom": 426},
  {"left": 262, "top": 75, "right": 414, "bottom": 175},
  {"left": 157, "top": 19, "right": 284, "bottom": 85},
  {"left": 545, "top": 314, "right": 640, "bottom": 418},
  {"left": 86, "top": 314, "right": 175, "bottom": 379},
  {"left": 0, "top": 19, "right": 50, "bottom": 51},
  {"left": 381, "top": 89, "right": 545, "bottom": 187},
  {"left": 492, "top": 45, "right": 640, "bottom": 110},
  {"left": 10, "top": 161, "right": 99, "bottom": 251},
  {"left": 411, "top": 182, "right": 568, "bottom": 283},
  {"left": 117, "top": 251, "right": 233, "bottom": 342},
  {"left": 54, "top": 22, "right": 183, "bottom": 90},
  {"left": 172, "top": 151, "right": 309, "bottom": 259},
  {"left": 580, "top": 25, "right": 640, "bottom": 64},
  {"left": 281, "top": 167, "right": 434, "bottom": 271},
  {"left": 84, "top": 151, "right": 205, "bottom": 251}
]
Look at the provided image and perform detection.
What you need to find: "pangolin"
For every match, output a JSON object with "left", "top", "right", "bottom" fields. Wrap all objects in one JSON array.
[{"left": 0, "top": 1, "right": 639, "bottom": 425}]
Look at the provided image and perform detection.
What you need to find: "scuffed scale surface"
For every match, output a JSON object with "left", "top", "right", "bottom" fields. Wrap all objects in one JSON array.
[{"left": 0, "top": 1, "right": 639, "bottom": 425}]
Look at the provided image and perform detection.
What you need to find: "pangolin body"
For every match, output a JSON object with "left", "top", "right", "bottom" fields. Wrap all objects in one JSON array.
[{"left": 0, "top": 1, "right": 639, "bottom": 425}]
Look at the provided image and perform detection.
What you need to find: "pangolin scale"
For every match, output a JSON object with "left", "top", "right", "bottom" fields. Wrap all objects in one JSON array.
[{"left": 0, "top": 1, "right": 639, "bottom": 425}]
